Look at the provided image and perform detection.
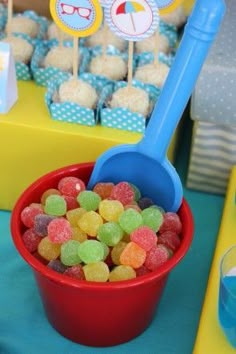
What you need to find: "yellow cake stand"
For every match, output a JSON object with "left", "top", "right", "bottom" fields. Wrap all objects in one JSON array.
[
  {"left": 0, "top": 82, "right": 180, "bottom": 210},
  {"left": 193, "top": 166, "right": 236, "bottom": 353}
]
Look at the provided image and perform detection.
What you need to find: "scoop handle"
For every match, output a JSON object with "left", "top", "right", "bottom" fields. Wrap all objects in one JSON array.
[{"left": 138, "top": 0, "right": 225, "bottom": 159}]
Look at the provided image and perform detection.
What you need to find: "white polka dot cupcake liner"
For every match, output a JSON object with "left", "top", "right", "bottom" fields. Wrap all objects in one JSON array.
[
  {"left": 45, "top": 73, "right": 105, "bottom": 127},
  {"left": 31, "top": 42, "right": 90, "bottom": 87},
  {"left": 100, "top": 80, "right": 160, "bottom": 133}
]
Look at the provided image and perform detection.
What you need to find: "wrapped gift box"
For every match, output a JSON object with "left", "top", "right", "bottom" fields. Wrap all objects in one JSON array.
[{"left": 187, "top": 0, "right": 236, "bottom": 195}]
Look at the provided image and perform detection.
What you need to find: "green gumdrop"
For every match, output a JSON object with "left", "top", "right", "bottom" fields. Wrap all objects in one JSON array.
[
  {"left": 44, "top": 195, "right": 67, "bottom": 216},
  {"left": 118, "top": 208, "right": 143, "bottom": 234},
  {"left": 78, "top": 240, "right": 104, "bottom": 264},
  {"left": 60, "top": 240, "right": 81, "bottom": 266},
  {"left": 77, "top": 191, "right": 101, "bottom": 211},
  {"left": 97, "top": 222, "right": 124, "bottom": 246},
  {"left": 141, "top": 207, "right": 164, "bottom": 232}
]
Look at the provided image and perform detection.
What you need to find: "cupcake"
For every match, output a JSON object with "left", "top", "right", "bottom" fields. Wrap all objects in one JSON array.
[
  {"left": 2, "top": 36, "right": 33, "bottom": 64},
  {"left": 43, "top": 46, "right": 78, "bottom": 73},
  {"left": 135, "top": 32, "right": 170, "bottom": 55},
  {"left": 89, "top": 54, "right": 127, "bottom": 81},
  {"left": 10, "top": 15, "right": 39, "bottom": 38},
  {"left": 85, "top": 26, "right": 126, "bottom": 52},
  {"left": 134, "top": 61, "right": 170, "bottom": 88}
]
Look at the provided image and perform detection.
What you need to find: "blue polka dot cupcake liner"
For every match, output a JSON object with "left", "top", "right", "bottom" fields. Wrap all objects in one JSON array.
[
  {"left": 31, "top": 42, "right": 90, "bottom": 87},
  {"left": 45, "top": 73, "right": 105, "bottom": 127},
  {"left": 135, "top": 51, "right": 175, "bottom": 69},
  {"left": 100, "top": 80, "right": 160, "bottom": 133},
  {"left": 159, "top": 20, "right": 178, "bottom": 50}
]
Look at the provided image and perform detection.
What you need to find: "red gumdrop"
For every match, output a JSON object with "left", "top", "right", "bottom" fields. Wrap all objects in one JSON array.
[
  {"left": 47, "top": 218, "right": 72, "bottom": 243},
  {"left": 63, "top": 195, "right": 79, "bottom": 210},
  {"left": 110, "top": 182, "right": 135, "bottom": 205},
  {"left": 130, "top": 226, "right": 157, "bottom": 252},
  {"left": 64, "top": 265, "right": 85, "bottom": 280},
  {"left": 159, "top": 212, "right": 182, "bottom": 235},
  {"left": 144, "top": 244, "right": 170, "bottom": 271},
  {"left": 58, "top": 176, "right": 85, "bottom": 197},
  {"left": 22, "top": 228, "right": 42, "bottom": 253},
  {"left": 135, "top": 265, "right": 151, "bottom": 277},
  {"left": 20, "top": 204, "right": 44, "bottom": 228},
  {"left": 157, "top": 231, "right": 181, "bottom": 252}
]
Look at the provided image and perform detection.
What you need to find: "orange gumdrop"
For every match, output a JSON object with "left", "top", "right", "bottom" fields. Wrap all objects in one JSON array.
[{"left": 120, "top": 241, "right": 146, "bottom": 269}]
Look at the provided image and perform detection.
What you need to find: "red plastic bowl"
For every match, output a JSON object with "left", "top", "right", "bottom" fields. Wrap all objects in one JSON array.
[{"left": 11, "top": 162, "right": 194, "bottom": 347}]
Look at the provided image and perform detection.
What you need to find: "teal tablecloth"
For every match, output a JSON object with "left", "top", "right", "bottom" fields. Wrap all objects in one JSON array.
[{"left": 0, "top": 118, "right": 224, "bottom": 354}]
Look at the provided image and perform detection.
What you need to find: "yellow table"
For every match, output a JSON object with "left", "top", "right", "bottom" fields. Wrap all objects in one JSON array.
[
  {"left": 193, "top": 167, "right": 236, "bottom": 353},
  {"left": 0, "top": 81, "right": 180, "bottom": 210}
]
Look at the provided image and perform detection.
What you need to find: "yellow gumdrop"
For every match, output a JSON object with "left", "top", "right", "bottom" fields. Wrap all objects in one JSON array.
[
  {"left": 37, "top": 236, "right": 61, "bottom": 261},
  {"left": 111, "top": 241, "right": 127, "bottom": 265},
  {"left": 71, "top": 227, "right": 88, "bottom": 243},
  {"left": 78, "top": 211, "right": 103, "bottom": 237},
  {"left": 99, "top": 199, "right": 124, "bottom": 222},
  {"left": 83, "top": 261, "right": 110, "bottom": 282},
  {"left": 66, "top": 207, "right": 86, "bottom": 227},
  {"left": 109, "top": 265, "right": 136, "bottom": 282}
]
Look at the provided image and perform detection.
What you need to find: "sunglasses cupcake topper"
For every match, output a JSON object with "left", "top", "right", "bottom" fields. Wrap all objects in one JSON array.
[
  {"left": 50, "top": 0, "right": 103, "bottom": 79},
  {"left": 155, "top": 0, "right": 182, "bottom": 15}
]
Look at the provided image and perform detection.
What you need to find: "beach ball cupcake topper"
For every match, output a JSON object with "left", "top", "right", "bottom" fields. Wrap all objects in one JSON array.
[{"left": 50, "top": 0, "right": 103, "bottom": 37}]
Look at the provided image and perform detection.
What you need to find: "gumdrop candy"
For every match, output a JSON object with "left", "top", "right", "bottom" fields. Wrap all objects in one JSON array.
[
  {"left": 93, "top": 182, "right": 114, "bottom": 200},
  {"left": 37, "top": 236, "right": 61, "bottom": 261},
  {"left": 60, "top": 240, "right": 81, "bottom": 266},
  {"left": 63, "top": 195, "right": 79, "bottom": 211},
  {"left": 34, "top": 214, "right": 55, "bottom": 237},
  {"left": 41, "top": 188, "right": 61, "bottom": 205},
  {"left": 71, "top": 227, "right": 88, "bottom": 243},
  {"left": 47, "top": 218, "right": 72, "bottom": 243},
  {"left": 110, "top": 182, "right": 135, "bottom": 205},
  {"left": 78, "top": 239, "right": 104, "bottom": 264},
  {"left": 158, "top": 231, "right": 181, "bottom": 252},
  {"left": 109, "top": 265, "right": 136, "bottom": 282},
  {"left": 124, "top": 203, "right": 141, "bottom": 212},
  {"left": 118, "top": 208, "right": 143, "bottom": 234},
  {"left": 44, "top": 195, "right": 67, "bottom": 216},
  {"left": 22, "top": 228, "right": 42, "bottom": 253},
  {"left": 58, "top": 176, "right": 85, "bottom": 197},
  {"left": 83, "top": 261, "right": 110, "bottom": 282},
  {"left": 135, "top": 265, "right": 151, "bottom": 277},
  {"left": 77, "top": 190, "right": 101, "bottom": 211},
  {"left": 98, "top": 199, "right": 124, "bottom": 222},
  {"left": 159, "top": 212, "right": 182, "bottom": 234},
  {"left": 129, "top": 183, "right": 141, "bottom": 202},
  {"left": 20, "top": 203, "right": 44, "bottom": 228},
  {"left": 66, "top": 207, "right": 86, "bottom": 227},
  {"left": 130, "top": 226, "right": 157, "bottom": 251},
  {"left": 111, "top": 241, "right": 127, "bottom": 265},
  {"left": 141, "top": 207, "right": 163, "bottom": 232},
  {"left": 137, "top": 197, "right": 154, "bottom": 210},
  {"left": 120, "top": 241, "right": 146, "bottom": 269},
  {"left": 78, "top": 211, "right": 103, "bottom": 237},
  {"left": 48, "top": 259, "right": 68, "bottom": 273},
  {"left": 97, "top": 222, "right": 123, "bottom": 246},
  {"left": 64, "top": 265, "right": 85, "bottom": 280},
  {"left": 144, "top": 244, "right": 170, "bottom": 271}
]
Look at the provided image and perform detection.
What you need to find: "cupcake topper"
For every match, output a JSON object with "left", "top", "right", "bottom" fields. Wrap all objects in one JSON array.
[
  {"left": 50, "top": 0, "right": 103, "bottom": 79},
  {"left": 155, "top": 0, "right": 182, "bottom": 15},
  {"left": 105, "top": 0, "right": 159, "bottom": 86}
]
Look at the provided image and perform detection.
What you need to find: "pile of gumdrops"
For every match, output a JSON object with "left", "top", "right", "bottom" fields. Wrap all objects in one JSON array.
[{"left": 21, "top": 176, "right": 182, "bottom": 282}]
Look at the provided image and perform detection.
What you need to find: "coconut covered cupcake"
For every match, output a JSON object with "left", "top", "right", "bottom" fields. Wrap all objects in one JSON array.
[
  {"left": 58, "top": 78, "right": 98, "bottom": 109},
  {"left": 47, "top": 22, "right": 72, "bottom": 42},
  {"left": 89, "top": 54, "right": 127, "bottom": 81},
  {"left": 85, "top": 26, "right": 126, "bottom": 52},
  {"left": 43, "top": 46, "right": 78, "bottom": 73},
  {"left": 135, "top": 32, "right": 170, "bottom": 55},
  {"left": 2, "top": 36, "right": 33, "bottom": 64},
  {"left": 109, "top": 86, "right": 150, "bottom": 117},
  {"left": 10, "top": 15, "right": 39, "bottom": 38},
  {"left": 134, "top": 61, "right": 170, "bottom": 88}
]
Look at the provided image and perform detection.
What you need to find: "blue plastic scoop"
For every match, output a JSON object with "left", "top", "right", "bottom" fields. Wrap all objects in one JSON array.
[{"left": 88, "top": 0, "right": 225, "bottom": 212}]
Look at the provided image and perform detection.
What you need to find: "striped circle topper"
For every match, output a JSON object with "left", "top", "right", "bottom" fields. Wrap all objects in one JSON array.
[{"left": 105, "top": 0, "right": 159, "bottom": 42}]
